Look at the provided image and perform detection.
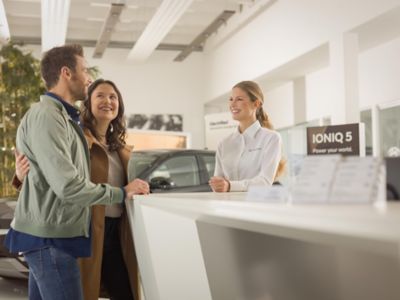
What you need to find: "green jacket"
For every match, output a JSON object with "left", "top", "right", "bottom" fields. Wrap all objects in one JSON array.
[{"left": 11, "top": 95, "right": 123, "bottom": 238}]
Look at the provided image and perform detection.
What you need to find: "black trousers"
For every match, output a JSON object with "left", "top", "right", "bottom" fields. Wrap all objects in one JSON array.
[{"left": 101, "top": 217, "right": 135, "bottom": 300}]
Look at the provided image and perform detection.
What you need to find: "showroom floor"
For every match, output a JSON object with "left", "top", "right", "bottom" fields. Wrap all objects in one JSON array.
[
  {"left": 0, "top": 277, "right": 111, "bottom": 299},
  {"left": 0, "top": 277, "right": 28, "bottom": 299}
]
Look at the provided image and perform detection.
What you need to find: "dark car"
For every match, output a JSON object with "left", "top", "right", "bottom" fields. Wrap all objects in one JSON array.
[
  {"left": 128, "top": 149, "right": 216, "bottom": 193},
  {"left": 0, "top": 200, "right": 29, "bottom": 280}
]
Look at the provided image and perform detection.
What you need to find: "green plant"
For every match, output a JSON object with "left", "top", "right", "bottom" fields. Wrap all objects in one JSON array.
[
  {"left": 0, "top": 43, "right": 101, "bottom": 198},
  {"left": 0, "top": 42, "right": 45, "bottom": 197}
]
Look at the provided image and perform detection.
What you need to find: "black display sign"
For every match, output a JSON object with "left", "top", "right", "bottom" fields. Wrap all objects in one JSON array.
[{"left": 307, "top": 123, "right": 362, "bottom": 156}]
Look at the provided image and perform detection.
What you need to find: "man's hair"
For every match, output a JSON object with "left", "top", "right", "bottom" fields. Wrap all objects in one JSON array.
[{"left": 41, "top": 44, "right": 84, "bottom": 89}]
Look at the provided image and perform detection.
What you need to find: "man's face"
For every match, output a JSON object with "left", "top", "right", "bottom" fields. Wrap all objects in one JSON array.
[{"left": 69, "top": 56, "right": 92, "bottom": 101}]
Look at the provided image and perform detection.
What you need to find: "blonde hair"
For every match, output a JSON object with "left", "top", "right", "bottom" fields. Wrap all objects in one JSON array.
[{"left": 233, "top": 80, "right": 286, "bottom": 179}]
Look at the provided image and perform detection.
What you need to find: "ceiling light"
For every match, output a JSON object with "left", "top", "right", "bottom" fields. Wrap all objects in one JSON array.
[
  {"left": 128, "top": 0, "right": 194, "bottom": 62},
  {"left": 41, "top": 0, "right": 71, "bottom": 52},
  {"left": 174, "top": 10, "right": 235, "bottom": 62},
  {"left": 8, "top": 13, "right": 40, "bottom": 18},
  {"left": 90, "top": 3, "right": 110, "bottom": 8},
  {"left": 93, "top": 3, "right": 125, "bottom": 58},
  {"left": 87, "top": 17, "right": 104, "bottom": 22},
  {"left": 91, "top": 0, "right": 128, "bottom": 8},
  {"left": 0, "top": 0, "right": 10, "bottom": 44},
  {"left": 10, "top": 0, "right": 40, "bottom": 3},
  {"left": 119, "top": 18, "right": 135, "bottom": 24}
]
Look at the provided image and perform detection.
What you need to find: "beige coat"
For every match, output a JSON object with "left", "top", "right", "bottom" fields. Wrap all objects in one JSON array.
[{"left": 78, "top": 129, "right": 139, "bottom": 300}]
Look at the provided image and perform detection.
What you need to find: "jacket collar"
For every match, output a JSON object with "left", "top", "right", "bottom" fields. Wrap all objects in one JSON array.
[
  {"left": 42, "top": 93, "right": 81, "bottom": 126},
  {"left": 83, "top": 128, "right": 98, "bottom": 150}
]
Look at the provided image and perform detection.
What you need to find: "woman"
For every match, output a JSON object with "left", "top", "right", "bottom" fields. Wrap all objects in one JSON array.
[
  {"left": 209, "top": 80, "right": 285, "bottom": 192},
  {"left": 15, "top": 79, "right": 147, "bottom": 300}
]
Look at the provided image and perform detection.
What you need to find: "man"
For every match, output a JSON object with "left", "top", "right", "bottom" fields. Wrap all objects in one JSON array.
[{"left": 4, "top": 44, "right": 148, "bottom": 300}]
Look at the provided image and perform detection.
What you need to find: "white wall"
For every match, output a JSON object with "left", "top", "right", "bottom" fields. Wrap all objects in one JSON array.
[
  {"left": 302, "top": 35, "right": 400, "bottom": 123},
  {"left": 85, "top": 48, "right": 207, "bottom": 148},
  {"left": 358, "top": 36, "right": 400, "bottom": 108},
  {"left": 204, "top": 0, "right": 400, "bottom": 102},
  {"left": 264, "top": 82, "right": 293, "bottom": 129},
  {"left": 306, "top": 67, "right": 333, "bottom": 122}
]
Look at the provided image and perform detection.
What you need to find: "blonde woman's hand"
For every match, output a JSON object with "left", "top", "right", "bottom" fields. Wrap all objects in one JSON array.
[
  {"left": 209, "top": 176, "right": 230, "bottom": 193},
  {"left": 124, "top": 178, "right": 150, "bottom": 200},
  {"left": 15, "top": 150, "right": 30, "bottom": 182}
]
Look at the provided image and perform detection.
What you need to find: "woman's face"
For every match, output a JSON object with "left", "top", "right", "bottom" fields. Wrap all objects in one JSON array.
[
  {"left": 229, "top": 87, "right": 259, "bottom": 122},
  {"left": 90, "top": 83, "right": 119, "bottom": 124}
]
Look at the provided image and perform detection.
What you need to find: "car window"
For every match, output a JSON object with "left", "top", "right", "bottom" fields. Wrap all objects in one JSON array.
[
  {"left": 129, "top": 152, "right": 160, "bottom": 178},
  {"left": 200, "top": 154, "right": 215, "bottom": 179},
  {"left": 149, "top": 155, "right": 200, "bottom": 187}
]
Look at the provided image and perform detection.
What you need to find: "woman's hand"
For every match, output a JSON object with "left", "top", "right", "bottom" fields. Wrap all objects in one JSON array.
[
  {"left": 15, "top": 150, "right": 30, "bottom": 182},
  {"left": 209, "top": 176, "right": 230, "bottom": 193},
  {"left": 124, "top": 178, "right": 150, "bottom": 200}
]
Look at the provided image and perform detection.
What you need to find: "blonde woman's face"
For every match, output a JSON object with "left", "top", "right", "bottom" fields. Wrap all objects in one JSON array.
[{"left": 229, "top": 87, "right": 258, "bottom": 122}]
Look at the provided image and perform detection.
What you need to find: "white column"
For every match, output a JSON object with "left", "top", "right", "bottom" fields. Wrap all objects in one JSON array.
[
  {"left": 293, "top": 76, "right": 307, "bottom": 124},
  {"left": 329, "top": 33, "right": 360, "bottom": 125}
]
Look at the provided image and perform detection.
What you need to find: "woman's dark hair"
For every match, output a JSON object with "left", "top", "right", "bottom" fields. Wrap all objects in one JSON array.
[
  {"left": 81, "top": 78, "right": 126, "bottom": 151},
  {"left": 233, "top": 80, "right": 286, "bottom": 179}
]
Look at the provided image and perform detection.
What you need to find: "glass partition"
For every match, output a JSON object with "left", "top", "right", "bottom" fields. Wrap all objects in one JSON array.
[
  {"left": 277, "top": 118, "right": 329, "bottom": 185},
  {"left": 379, "top": 105, "right": 400, "bottom": 157}
]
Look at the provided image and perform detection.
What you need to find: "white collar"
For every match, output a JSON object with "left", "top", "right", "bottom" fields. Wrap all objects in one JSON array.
[{"left": 236, "top": 120, "right": 261, "bottom": 138}]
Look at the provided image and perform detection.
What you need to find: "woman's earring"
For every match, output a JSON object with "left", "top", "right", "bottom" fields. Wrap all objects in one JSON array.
[{"left": 109, "top": 124, "right": 114, "bottom": 133}]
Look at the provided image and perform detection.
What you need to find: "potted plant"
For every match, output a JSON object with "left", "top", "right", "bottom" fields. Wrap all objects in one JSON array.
[{"left": 0, "top": 42, "right": 44, "bottom": 198}]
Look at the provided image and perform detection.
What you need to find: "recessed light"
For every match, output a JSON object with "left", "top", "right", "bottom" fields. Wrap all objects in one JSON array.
[
  {"left": 7, "top": 13, "right": 40, "bottom": 18},
  {"left": 90, "top": 2, "right": 110, "bottom": 8},
  {"left": 87, "top": 17, "right": 104, "bottom": 22},
  {"left": 120, "top": 18, "right": 134, "bottom": 24},
  {"left": 10, "top": 0, "right": 40, "bottom": 3}
]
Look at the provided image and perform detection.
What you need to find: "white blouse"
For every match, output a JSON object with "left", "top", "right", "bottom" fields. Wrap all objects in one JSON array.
[{"left": 214, "top": 120, "right": 282, "bottom": 192}]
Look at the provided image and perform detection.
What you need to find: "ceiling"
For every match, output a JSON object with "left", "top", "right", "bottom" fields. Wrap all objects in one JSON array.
[{"left": 3, "top": 0, "right": 258, "bottom": 59}]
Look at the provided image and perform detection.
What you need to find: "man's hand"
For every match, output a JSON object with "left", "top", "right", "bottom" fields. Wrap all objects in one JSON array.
[
  {"left": 124, "top": 178, "right": 150, "bottom": 200},
  {"left": 209, "top": 176, "right": 230, "bottom": 193},
  {"left": 15, "top": 150, "right": 30, "bottom": 182}
]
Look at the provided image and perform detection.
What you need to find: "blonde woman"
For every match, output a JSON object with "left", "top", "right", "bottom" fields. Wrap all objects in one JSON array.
[{"left": 209, "top": 81, "right": 285, "bottom": 192}]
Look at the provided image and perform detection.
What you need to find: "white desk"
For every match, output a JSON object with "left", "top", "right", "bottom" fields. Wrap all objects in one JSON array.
[{"left": 125, "top": 193, "right": 400, "bottom": 300}]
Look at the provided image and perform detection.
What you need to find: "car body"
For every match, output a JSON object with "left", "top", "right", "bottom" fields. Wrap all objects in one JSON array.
[
  {"left": 0, "top": 200, "right": 29, "bottom": 280},
  {"left": 128, "top": 149, "right": 216, "bottom": 193}
]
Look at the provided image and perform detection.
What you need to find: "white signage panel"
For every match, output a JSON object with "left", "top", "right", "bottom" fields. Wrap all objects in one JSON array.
[{"left": 204, "top": 112, "right": 237, "bottom": 150}]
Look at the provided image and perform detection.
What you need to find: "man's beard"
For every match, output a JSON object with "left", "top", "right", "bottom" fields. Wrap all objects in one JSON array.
[{"left": 70, "top": 75, "right": 87, "bottom": 101}]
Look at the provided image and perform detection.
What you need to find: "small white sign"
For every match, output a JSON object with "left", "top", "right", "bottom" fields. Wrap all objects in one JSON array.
[{"left": 246, "top": 185, "right": 289, "bottom": 203}]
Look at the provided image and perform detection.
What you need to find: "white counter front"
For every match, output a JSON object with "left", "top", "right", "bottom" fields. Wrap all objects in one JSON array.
[{"left": 125, "top": 193, "right": 400, "bottom": 300}]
